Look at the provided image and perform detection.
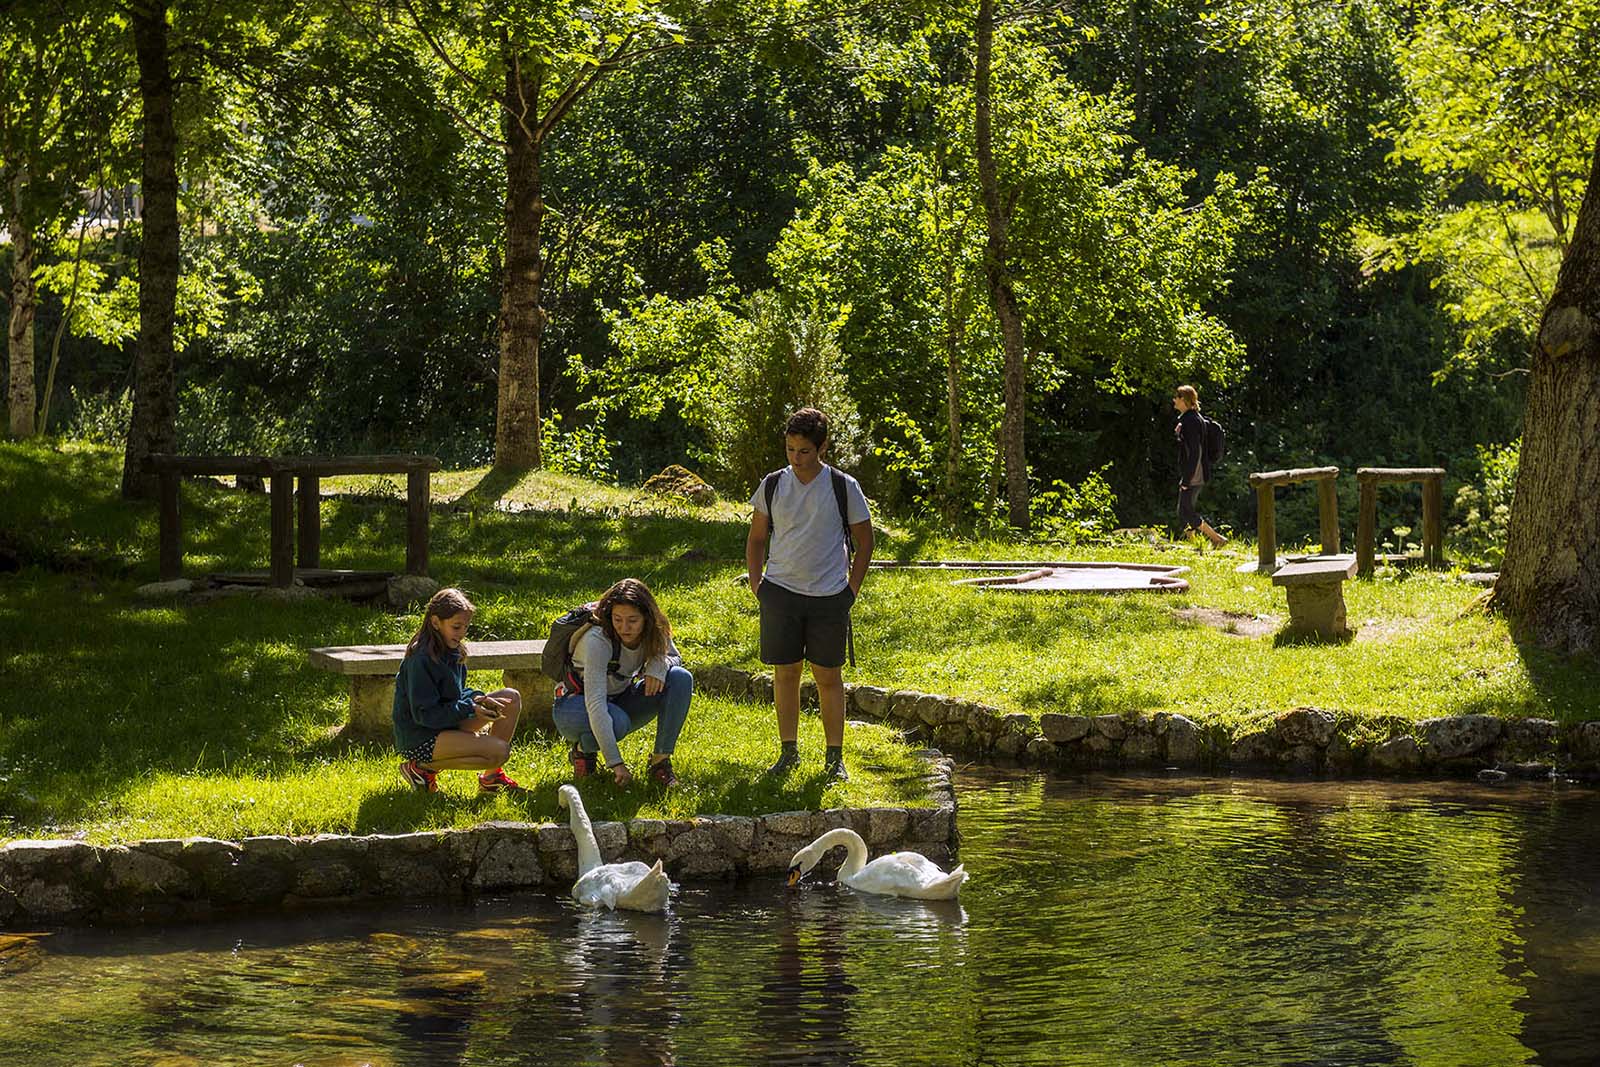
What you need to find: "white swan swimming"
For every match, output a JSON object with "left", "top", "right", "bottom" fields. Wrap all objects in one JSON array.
[
  {"left": 787, "top": 827, "right": 967, "bottom": 900},
  {"left": 558, "top": 784, "right": 674, "bottom": 912}
]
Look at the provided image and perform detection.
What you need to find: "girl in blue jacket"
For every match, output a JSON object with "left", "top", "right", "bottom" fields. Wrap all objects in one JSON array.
[{"left": 394, "top": 587, "right": 523, "bottom": 793}]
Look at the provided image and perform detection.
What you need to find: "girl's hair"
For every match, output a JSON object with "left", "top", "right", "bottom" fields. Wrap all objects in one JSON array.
[
  {"left": 594, "top": 577, "right": 671, "bottom": 661},
  {"left": 407, "top": 587, "right": 475, "bottom": 661},
  {"left": 1174, "top": 385, "right": 1200, "bottom": 411}
]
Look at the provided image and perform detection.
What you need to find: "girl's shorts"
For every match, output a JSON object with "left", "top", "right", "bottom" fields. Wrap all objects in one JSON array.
[{"left": 399, "top": 734, "right": 439, "bottom": 764}]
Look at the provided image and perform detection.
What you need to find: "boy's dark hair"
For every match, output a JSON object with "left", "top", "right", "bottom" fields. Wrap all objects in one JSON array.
[{"left": 784, "top": 407, "right": 829, "bottom": 449}]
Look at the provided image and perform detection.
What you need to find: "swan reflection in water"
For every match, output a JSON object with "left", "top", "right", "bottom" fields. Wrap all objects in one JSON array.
[{"left": 569, "top": 903, "right": 681, "bottom": 1066}]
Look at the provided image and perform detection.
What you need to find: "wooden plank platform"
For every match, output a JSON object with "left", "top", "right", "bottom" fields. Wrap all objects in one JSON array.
[
  {"left": 211, "top": 568, "right": 392, "bottom": 588},
  {"left": 308, "top": 638, "right": 546, "bottom": 676}
]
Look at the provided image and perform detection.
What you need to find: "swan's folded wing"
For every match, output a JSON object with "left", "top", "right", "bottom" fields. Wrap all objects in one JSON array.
[{"left": 614, "top": 859, "right": 673, "bottom": 912}]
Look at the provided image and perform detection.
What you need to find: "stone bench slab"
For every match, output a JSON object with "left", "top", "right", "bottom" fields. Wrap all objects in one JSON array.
[
  {"left": 309, "top": 639, "right": 546, "bottom": 675},
  {"left": 1270, "top": 555, "right": 1358, "bottom": 586},
  {"left": 308, "top": 640, "right": 552, "bottom": 738}
]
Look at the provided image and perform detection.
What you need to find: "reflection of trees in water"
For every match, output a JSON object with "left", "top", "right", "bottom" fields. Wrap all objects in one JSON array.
[{"left": 756, "top": 891, "right": 861, "bottom": 1067}]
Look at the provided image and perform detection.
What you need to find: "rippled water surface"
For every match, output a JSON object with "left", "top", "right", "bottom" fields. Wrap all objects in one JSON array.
[{"left": 3, "top": 770, "right": 1599, "bottom": 1066}]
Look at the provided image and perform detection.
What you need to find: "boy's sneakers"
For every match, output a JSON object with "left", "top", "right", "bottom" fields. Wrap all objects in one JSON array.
[
  {"left": 569, "top": 744, "right": 598, "bottom": 779},
  {"left": 824, "top": 758, "right": 850, "bottom": 782},
  {"left": 399, "top": 759, "right": 438, "bottom": 793},
  {"left": 647, "top": 757, "right": 678, "bottom": 788},
  {"left": 477, "top": 768, "right": 521, "bottom": 794},
  {"left": 764, "top": 748, "right": 800, "bottom": 777}
]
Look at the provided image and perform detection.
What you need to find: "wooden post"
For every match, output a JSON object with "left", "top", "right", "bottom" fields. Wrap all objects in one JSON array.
[
  {"left": 297, "top": 474, "right": 320, "bottom": 568},
  {"left": 158, "top": 470, "right": 181, "bottom": 580},
  {"left": 1422, "top": 474, "right": 1444, "bottom": 568},
  {"left": 406, "top": 468, "right": 430, "bottom": 576},
  {"left": 270, "top": 471, "right": 295, "bottom": 588},
  {"left": 1317, "top": 478, "right": 1340, "bottom": 555},
  {"left": 1356, "top": 480, "right": 1377, "bottom": 576},
  {"left": 1255, "top": 484, "right": 1277, "bottom": 572}
]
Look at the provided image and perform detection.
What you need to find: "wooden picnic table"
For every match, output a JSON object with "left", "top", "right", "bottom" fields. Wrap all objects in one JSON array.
[{"left": 148, "top": 454, "right": 440, "bottom": 588}]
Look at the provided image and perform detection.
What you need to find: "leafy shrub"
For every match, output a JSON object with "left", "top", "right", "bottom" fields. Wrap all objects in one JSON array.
[
  {"left": 62, "top": 387, "right": 131, "bottom": 446},
  {"left": 1025, "top": 466, "right": 1119, "bottom": 543},
  {"left": 1452, "top": 439, "right": 1519, "bottom": 567}
]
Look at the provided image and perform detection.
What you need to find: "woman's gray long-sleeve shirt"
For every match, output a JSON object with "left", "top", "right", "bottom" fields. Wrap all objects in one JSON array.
[{"left": 571, "top": 625, "right": 681, "bottom": 767}]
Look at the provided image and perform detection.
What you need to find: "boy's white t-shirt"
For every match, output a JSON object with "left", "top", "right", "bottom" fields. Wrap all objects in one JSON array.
[{"left": 751, "top": 466, "right": 870, "bottom": 597}]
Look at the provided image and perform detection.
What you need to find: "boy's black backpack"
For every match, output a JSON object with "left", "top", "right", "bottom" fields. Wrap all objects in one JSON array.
[
  {"left": 760, "top": 465, "right": 852, "bottom": 554},
  {"left": 541, "top": 603, "right": 621, "bottom": 689},
  {"left": 1202, "top": 415, "right": 1226, "bottom": 468}
]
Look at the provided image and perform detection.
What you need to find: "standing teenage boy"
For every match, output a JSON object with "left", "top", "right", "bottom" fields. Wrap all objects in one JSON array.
[{"left": 746, "top": 408, "right": 874, "bottom": 780}]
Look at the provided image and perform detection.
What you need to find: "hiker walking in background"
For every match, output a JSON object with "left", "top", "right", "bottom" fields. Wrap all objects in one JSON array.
[
  {"left": 1173, "top": 385, "right": 1228, "bottom": 548},
  {"left": 746, "top": 408, "right": 874, "bottom": 781}
]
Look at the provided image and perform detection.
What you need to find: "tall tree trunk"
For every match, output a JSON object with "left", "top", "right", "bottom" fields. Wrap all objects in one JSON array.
[
  {"left": 6, "top": 182, "right": 36, "bottom": 439},
  {"left": 495, "top": 49, "right": 544, "bottom": 469},
  {"left": 974, "top": 0, "right": 1029, "bottom": 530},
  {"left": 1491, "top": 134, "right": 1600, "bottom": 653},
  {"left": 122, "top": 0, "right": 179, "bottom": 499}
]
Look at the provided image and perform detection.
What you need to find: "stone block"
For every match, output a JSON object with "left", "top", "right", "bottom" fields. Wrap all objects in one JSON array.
[
  {"left": 994, "top": 732, "right": 1028, "bottom": 757},
  {"left": 1229, "top": 729, "right": 1277, "bottom": 764},
  {"left": 294, "top": 862, "right": 361, "bottom": 899},
  {"left": 1092, "top": 714, "right": 1127, "bottom": 740},
  {"left": 762, "top": 811, "right": 816, "bottom": 837},
  {"left": 1275, "top": 707, "right": 1337, "bottom": 747},
  {"left": 850, "top": 685, "right": 891, "bottom": 719},
  {"left": 1282, "top": 743, "right": 1320, "bottom": 773},
  {"left": 909, "top": 806, "right": 953, "bottom": 845},
  {"left": 348, "top": 674, "right": 395, "bottom": 740},
  {"left": 135, "top": 578, "right": 194, "bottom": 599},
  {"left": 538, "top": 825, "right": 577, "bottom": 853},
  {"left": 1025, "top": 737, "right": 1059, "bottom": 762},
  {"left": 1419, "top": 715, "right": 1503, "bottom": 760},
  {"left": 697, "top": 665, "right": 750, "bottom": 698},
  {"left": 369, "top": 832, "right": 459, "bottom": 898},
  {"left": 1281, "top": 581, "right": 1350, "bottom": 639},
  {"left": 1325, "top": 733, "right": 1362, "bottom": 772},
  {"left": 748, "top": 673, "right": 775, "bottom": 704},
  {"left": 799, "top": 680, "right": 819, "bottom": 710},
  {"left": 1566, "top": 721, "right": 1600, "bottom": 759},
  {"left": 502, "top": 670, "right": 555, "bottom": 733},
  {"left": 1121, "top": 734, "right": 1159, "bottom": 762},
  {"left": 1164, "top": 715, "right": 1202, "bottom": 763},
  {"left": 932, "top": 723, "right": 971, "bottom": 750},
  {"left": 865, "top": 808, "right": 911, "bottom": 846},
  {"left": 887, "top": 690, "right": 930, "bottom": 724},
  {"left": 102, "top": 845, "right": 193, "bottom": 897},
  {"left": 1040, "top": 713, "right": 1092, "bottom": 744},
  {"left": 1084, "top": 734, "right": 1114, "bottom": 754},
  {"left": 387, "top": 574, "right": 441, "bottom": 608},
  {"left": 1372, "top": 736, "right": 1423, "bottom": 772},
  {"left": 472, "top": 835, "right": 544, "bottom": 890},
  {"left": 698, "top": 815, "right": 756, "bottom": 853},
  {"left": 593, "top": 821, "right": 628, "bottom": 861},
  {"left": 1502, "top": 718, "right": 1559, "bottom": 759}
]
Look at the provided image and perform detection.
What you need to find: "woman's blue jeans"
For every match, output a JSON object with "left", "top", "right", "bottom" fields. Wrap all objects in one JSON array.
[{"left": 553, "top": 665, "right": 694, "bottom": 759}]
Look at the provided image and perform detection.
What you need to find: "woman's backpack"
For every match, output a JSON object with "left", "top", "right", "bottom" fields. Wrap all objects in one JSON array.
[
  {"left": 1202, "top": 415, "right": 1226, "bottom": 467},
  {"left": 541, "top": 603, "right": 620, "bottom": 688}
]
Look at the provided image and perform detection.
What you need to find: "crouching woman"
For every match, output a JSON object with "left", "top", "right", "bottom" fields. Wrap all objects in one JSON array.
[{"left": 554, "top": 578, "right": 693, "bottom": 787}]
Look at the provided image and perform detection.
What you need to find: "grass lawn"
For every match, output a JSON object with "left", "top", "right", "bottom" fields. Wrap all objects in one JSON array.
[{"left": 1, "top": 439, "right": 1592, "bottom": 843}]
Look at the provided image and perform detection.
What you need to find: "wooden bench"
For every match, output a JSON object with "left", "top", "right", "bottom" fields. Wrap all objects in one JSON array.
[
  {"left": 149, "top": 453, "right": 440, "bottom": 589},
  {"left": 1355, "top": 467, "right": 1446, "bottom": 576},
  {"left": 1246, "top": 466, "right": 1341, "bottom": 574},
  {"left": 308, "top": 639, "right": 555, "bottom": 739},
  {"left": 1270, "top": 554, "right": 1358, "bottom": 639}
]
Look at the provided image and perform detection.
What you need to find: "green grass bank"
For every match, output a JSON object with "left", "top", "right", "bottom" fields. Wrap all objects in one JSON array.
[{"left": 1, "top": 440, "right": 1592, "bottom": 844}]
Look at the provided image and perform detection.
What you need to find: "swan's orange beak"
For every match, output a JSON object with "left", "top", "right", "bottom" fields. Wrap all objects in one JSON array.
[{"left": 786, "top": 864, "right": 802, "bottom": 888}]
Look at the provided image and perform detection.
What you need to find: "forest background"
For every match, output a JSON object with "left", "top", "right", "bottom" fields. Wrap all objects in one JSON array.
[{"left": 5, "top": 0, "right": 1595, "bottom": 563}]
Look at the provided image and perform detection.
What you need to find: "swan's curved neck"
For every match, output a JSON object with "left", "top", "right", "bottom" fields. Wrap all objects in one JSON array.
[
  {"left": 815, "top": 827, "right": 869, "bottom": 879},
  {"left": 566, "top": 795, "right": 604, "bottom": 876}
]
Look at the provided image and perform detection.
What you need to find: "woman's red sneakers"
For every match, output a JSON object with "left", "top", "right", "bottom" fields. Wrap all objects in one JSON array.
[
  {"left": 648, "top": 757, "right": 678, "bottom": 788},
  {"left": 477, "top": 768, "right": 521, "bottom": 794}
]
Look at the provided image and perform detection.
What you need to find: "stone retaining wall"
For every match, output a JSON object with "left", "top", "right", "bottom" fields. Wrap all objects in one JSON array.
[
  {"left": 0, "top": 753, "right": 958, "bottom": 928},
  {"left": 694, "top": 665, "right": 1600, "bottom": 780}
]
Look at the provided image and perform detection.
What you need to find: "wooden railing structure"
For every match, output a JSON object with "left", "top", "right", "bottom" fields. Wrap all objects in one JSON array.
[
  {"left": 1355, "top": 467, "right": 1446, "bottom": 575},
  {"left": 1245, "top": 466, "right": 1340, "bottom": 573},
  {"left": 148, "top": 454, "right": 441, "bottom": 588}
]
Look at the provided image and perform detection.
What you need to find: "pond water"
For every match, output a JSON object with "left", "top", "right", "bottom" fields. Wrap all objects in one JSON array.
[{"left": 3, "top": 769, "right": 1598, "bottom": 1066}]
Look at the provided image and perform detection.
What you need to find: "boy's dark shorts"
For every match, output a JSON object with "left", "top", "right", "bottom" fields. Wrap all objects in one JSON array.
[{"left": 757, "top": 580, "right": 855, "bottom": 668}]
